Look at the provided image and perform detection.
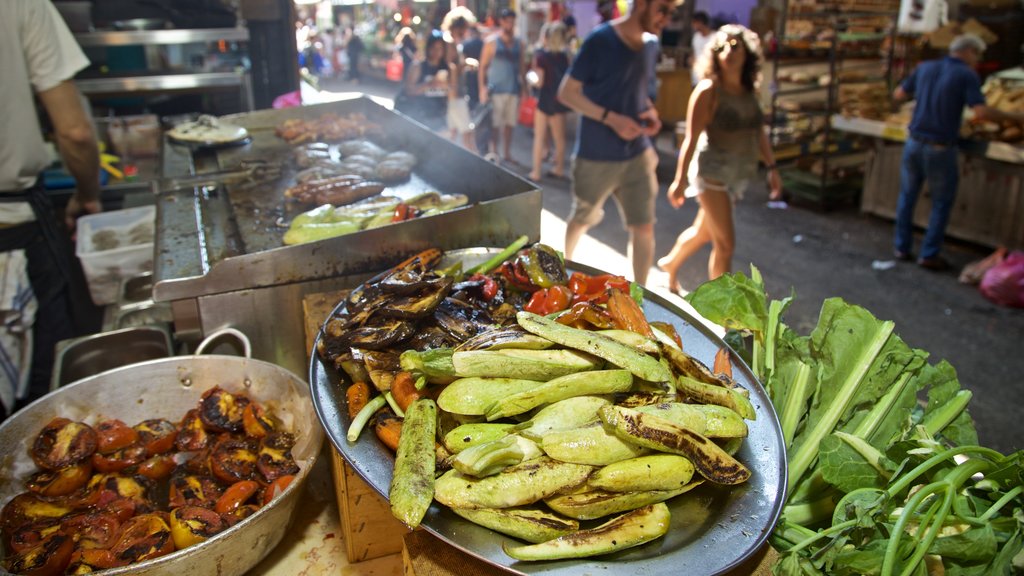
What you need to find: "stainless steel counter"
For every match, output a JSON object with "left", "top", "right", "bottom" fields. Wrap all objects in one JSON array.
[{"left": 152, "top": 96, "right": 541, "bottom": 373}]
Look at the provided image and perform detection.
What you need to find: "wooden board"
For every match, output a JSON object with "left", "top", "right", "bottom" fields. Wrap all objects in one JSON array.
[{"left": 303, "top": 290, "right": 408, "bottom": 563}]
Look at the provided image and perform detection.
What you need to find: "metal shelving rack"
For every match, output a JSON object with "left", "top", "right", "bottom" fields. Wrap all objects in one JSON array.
[
  {"left": 770, "top": 7, "right": 899, "bottom": 207},
  {"left": 73, "top": 28, "right": 254, "bottom": 111}
]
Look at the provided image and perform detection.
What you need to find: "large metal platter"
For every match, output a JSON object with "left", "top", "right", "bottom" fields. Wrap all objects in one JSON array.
[{"left": 310, "top": 248, "right": 787, "bottom": 575}]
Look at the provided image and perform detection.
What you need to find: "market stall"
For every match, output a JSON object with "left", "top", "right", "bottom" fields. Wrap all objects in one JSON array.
[
  {"left": 2, "top": 19, "right": 1023, "bottom": 573},
  {"left": 832, "top": 68, "right": 1024, "bottom": 250}
]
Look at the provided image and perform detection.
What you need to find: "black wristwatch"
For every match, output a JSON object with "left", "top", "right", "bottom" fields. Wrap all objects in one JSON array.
[{"left": 600, "top": 108, "right": 610, "bottom": 123}]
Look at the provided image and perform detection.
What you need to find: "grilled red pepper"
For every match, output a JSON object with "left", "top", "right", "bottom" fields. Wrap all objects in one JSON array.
[
  {"left": 524, "top": 285, "right": 573, "bottom": 315},
  {"left": 392, "top": 203, "right": 421, "bottom": 222},
  {"left": 567, "top": 272, "right": 630, "bottom": 305}
]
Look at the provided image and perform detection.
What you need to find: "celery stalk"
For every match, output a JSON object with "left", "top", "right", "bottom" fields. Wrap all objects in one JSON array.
[{"left": 787, "top": 319, "right": 895, "bottom": 494}]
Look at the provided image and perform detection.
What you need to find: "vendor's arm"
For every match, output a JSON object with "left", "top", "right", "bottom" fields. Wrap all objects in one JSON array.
[
  {"left": 973, "top": 104, "right": 1024, "bottom": 124},
  {"left": 668, "top": 79, "right": 714, "bottom": 208},
  {"left": 37, "top": 80, "right": 102, "bottom": 230},
  {"left": 558, "top": 75, "right": 645, "bottom": 141},
  {"left": 478, "top": 39, "right": 495, "bottom": 103},
  {"left": 892, "top": 67, "right": 918, "bottom": 103}
]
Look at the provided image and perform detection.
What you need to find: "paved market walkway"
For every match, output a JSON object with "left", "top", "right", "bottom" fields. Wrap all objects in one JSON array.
[{"left": 318, "top": 75, "right": 1022, "bottom": 454}]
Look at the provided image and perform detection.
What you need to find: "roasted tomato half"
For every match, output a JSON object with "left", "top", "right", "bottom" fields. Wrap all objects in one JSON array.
[
  {"left": 261, "top": 474, "right": 295, "bottom": 506},
  {"left": 132, "top": 454, "right": 177, "bottom": 481},
  {"left": 25, "top": 461, "right": 92, "bottom": 497},
  {"left": 176, "top": 409, "right": 209, "bottom": 452},
  {"left": 60, "top": 512, "right": 122, "bottom": 550},
  {"left": 0, "top": 493, "right": 72, "bottom": 539},
  {"left": 221, "top": 504, "right": 260, "bottom": 527},
  {"left": 8, "top": 519, "right": 62, "bottom": 554},
  {"left": 257, "top": 432, "right": 300, "bottom": 483},
  {"left": 67, "top": 548, "right": 126, "bottom": 573},
  {"left": 31, "top": 418, "right": 97, "bottom": 470},
  {"left": 198, "top": 386, "right": 250, "bottom": 433},
  {"left": 94, "top": 419, "right": 139, "bottom": 454},
  {"left": 134, "top": 419, "right": 178, "bottom": 456},
  {"left": 168, "top": 474, "right": 223, "bottom": 509},
  {"left": 210, "top": 437, "right": 258, "bottom": 484},
  {"left": 89, "top": 474, "right": 154, "bottom": 517},
  {"left": 109, "top": 514, "right": 174, "bottom": 564},
  {"left": 169, "top": 505, "right": 227, "bottom": 550},
  {"left": 2, "top": 532, "right": 73, "bottom": 576},
  {"left": 214, "top": 480, "right": 260, "bottom": 514},
  {"left": 181, "top": 447, "right": 213, "bottom": 476},
  {"left": 92, "top": 443, "right": 147, "bottom": 473},
  {"left": 242, "top": 402, "right": 275, "bottom": 439}
]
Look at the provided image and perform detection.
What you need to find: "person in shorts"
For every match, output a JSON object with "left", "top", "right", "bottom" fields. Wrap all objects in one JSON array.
[
  {"left": 478, "top": 8, "right": 526, "bottom": 164},
  {"left": 557, "top": 0, "right": 676, "bottom": 285}
]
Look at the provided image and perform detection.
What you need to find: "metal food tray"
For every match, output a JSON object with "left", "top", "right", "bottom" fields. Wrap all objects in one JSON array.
[
  {"left": 153, "top": 96, "right": 541, "bottom": 303},
  {"left": 310, "top": 249, "right": 788, "bottom": 576}
]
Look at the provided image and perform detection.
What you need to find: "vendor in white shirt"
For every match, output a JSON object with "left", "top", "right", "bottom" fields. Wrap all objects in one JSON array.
[
  {"left": 0, "top": 0, "right": 101, "bottom": 414},
  {"left": 690, "top": 11, "right": 714, "bottom": 85}
]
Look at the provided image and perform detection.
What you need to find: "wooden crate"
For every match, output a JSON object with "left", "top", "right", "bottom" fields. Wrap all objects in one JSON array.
[
  {"left": 302, "top": 291, "right": 409, "bottom": 563},
  {"left": 861, "top": 141, "right": 1024, "bottom": 250}
]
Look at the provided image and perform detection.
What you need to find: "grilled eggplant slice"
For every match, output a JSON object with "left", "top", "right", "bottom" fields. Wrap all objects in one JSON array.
[{"left": 378, "top": 276, "right": 453, "bottom": 319}]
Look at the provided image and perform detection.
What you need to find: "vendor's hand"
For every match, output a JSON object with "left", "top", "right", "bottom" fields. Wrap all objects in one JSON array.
[
  {"left": 479, "top": 86, "right": 489, "bottom": 104},
  {"left": 605, "top": 112, "right": 645, "bottom": 141},
  {"left": 767, "top": 169, "right": 783, "bottom": 201},
  {"left": 65, "top": 194, "right": 101, "bottom": 233},
  {"left": 667, "top": 178, "right": 687, "bottom": 209},
  {"left": 638, "top": 108, "right": 661, "bottom": 137}
]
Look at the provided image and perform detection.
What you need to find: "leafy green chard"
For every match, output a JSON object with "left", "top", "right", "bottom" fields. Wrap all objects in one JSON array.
[{"left": 684, "top": 267, "right": 1023, "bottom": 576}]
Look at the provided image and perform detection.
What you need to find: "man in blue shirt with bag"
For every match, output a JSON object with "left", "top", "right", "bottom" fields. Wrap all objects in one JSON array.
[
  {"left": 893, "top": 34, "right": 1024, "bottom": 271},
  {"left": 558, "top": 0, "right": 675, "bottom": 285}
]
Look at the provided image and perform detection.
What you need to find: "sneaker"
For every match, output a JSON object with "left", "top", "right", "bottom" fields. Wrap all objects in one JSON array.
[
  {"left": 894, "top": 250, "right": 915, "bottom": 262},
  {"left": 917, "top": 256, "right": 951, "bottom": 272},
  {"left": 483, "top": 152, "right": 500, "bottom": 163}
]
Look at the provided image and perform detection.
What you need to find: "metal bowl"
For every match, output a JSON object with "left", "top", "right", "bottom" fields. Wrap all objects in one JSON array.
[{"left": 1, "top": 332, "right": 323, "bottom": 575}]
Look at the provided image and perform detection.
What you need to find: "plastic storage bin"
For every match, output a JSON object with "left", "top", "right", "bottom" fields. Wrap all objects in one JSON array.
[{"left": 76, "top": 206, "right": 156, "bottom": 305}]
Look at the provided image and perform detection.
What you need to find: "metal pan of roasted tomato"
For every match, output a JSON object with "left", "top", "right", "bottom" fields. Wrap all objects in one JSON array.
[
  {"left": 0, "top": 330, "right": 323, "bottom": 576},
  {"left": 310, "top": 239, "right": 787, "bottom": 575}
]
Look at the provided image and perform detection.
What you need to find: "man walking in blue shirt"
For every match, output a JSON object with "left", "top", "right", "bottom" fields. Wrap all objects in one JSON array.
[
  {"left": 893, "top": 34, "right": 1024, "bottom": 271},
  {"left": 557, "top": 0, "right": 675, "bottom": 285}
]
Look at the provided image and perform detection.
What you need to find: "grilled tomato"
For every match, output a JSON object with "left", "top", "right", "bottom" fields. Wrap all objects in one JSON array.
[
  {"left": 0, "top": 493, "right": 72, "bottom": 539},
  {"left": 261, "top": 474, "right": 295, "bottom": 506},
  {"left": 210, "top": 437, "right": 258, "bottom": 484},
  {"left": 2, "top": 532, "right": 73, "bottom": 576},
  {"left": 242, "top": 402, "right": 275, "bottom": 438},
  {"left": 198, "top": 386, "right": 250, "bottom": 433},
  {"left": 24, "top": 461, "right": 92, "bottom": 497},
  {"left": 169, "top": 506, "right": 227, "bottom": 549},
  {"left": 91, "top": 443, "right": 147, "bottom": 473},
  {"left": 134, "top": 419, "right": 178, "bottom": 456},
  {"left": 132, "top": 454, "right": 177, "bottom": 481},
  {"left": 168, "top": 474, "right": 223, "bottom": 509},
  {"left": 214, "top": 480, "right": 260, "bottom": 514},
  {"left": 94, "top": 419, "right": 139, "bottom": 454},
  {"left": 109, "top": 514, "right": 174, "bottom": 564},
  {"left": 175, "top": 409, "right": 209, "bottom": 452},
  {"left": 60, "top": 512, "right": 121, "bottom": 550},
  {"left": 31, "top": 418, "right": 97, "bottom": 470},
  {"left": 256, "top": 432, "right": 300, "bottom": 483},
  {"left": 8, "top": 519, "right": 62, "bottom": 554}
]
